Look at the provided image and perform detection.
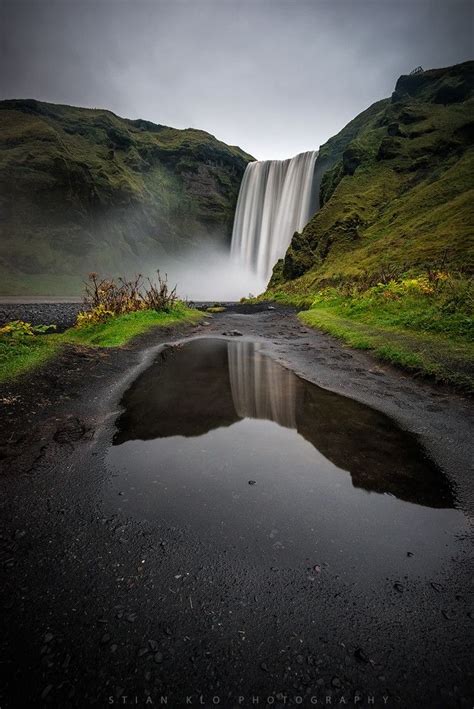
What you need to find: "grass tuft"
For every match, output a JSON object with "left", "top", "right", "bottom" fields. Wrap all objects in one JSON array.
[{"left": 0, "top": 304, "right": 202, "bottom": 383}]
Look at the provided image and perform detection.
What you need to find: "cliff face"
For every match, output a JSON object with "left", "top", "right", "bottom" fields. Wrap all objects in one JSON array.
[
  {"left": 270, "top": 61, "right": 474, "bottom": 289},
  {"left": 0, "top": 99, "right": 254, "bottom": 294}
]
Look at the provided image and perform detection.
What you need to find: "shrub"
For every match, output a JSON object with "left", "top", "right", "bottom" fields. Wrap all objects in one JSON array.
[
  {"left": 143, "top": 272, "right": 177, "bottom": 312},
  {"left": 76, "top": 271, "right": 178, "bottom": 326},
  {"left": 76, "top": 304, "right": 115, "bottom": 327}
]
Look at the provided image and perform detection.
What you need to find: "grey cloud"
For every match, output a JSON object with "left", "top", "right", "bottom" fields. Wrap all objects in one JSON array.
[{"left": 1, "top": 0, "right": 472, "bottom": 159}]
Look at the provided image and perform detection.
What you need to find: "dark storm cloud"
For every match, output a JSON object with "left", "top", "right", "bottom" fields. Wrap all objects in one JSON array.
[{"left": 1, "top": 0, "right": 472, "bottom": 159}]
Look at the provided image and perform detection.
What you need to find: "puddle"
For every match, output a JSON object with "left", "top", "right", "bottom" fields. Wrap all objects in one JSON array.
[{"left": 106, "top": 338, "right": 465, "bottom": 580}]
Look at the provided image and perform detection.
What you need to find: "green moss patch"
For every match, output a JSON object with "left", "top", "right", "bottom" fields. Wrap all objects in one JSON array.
[{"left": 0, "top": 305, "right": 202, "bottom": 383}]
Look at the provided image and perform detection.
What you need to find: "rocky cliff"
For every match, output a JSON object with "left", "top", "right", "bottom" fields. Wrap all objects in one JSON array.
[
  {"left": 270, "top": 61, "right": 474, "bottom": 290},
  {"left": 0, "top": 99, "right": 254, "bottom": 294}
]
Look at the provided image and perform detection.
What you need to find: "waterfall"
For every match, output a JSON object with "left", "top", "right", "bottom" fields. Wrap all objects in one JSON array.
[
  {"left": 228, "top": 341, "right": 297, "bottom": 429},
  {"left": 231, "top": 150, "right": 318, "bottom": 282}
]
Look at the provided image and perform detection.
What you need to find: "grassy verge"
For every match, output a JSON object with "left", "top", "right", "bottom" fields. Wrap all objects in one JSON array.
[
  {"left": 268, "top": 274, "right": 474, "bottom": 391},
  {"left": 0, "top": 334, "right": 63, "bottom": 383},
  {"left": 0, "top": 304, "right": 203, "bottom": 384},
  {"left": 64, "top": 304, "right": 202, "bottom": 347},
  {"left": 299, "top": 307, "right": 473, "bottom": 390}
]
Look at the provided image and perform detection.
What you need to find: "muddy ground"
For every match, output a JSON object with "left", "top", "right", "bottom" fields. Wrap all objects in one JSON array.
[{"left": 0, "top": 305, "right": 472, "bottom": 708}]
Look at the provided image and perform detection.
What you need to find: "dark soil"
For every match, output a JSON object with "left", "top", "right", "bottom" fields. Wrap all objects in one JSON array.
[{"left": 0, "top": 304, "right": 472, "bottom": 708}]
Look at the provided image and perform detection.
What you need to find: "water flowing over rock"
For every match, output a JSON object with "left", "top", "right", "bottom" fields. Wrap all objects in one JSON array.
[
  {"left": 231, "top": 151, "right": 318, "bottom": 281},
  {"left": 228, "top": 341, "right": 297, "bottom": 428}
]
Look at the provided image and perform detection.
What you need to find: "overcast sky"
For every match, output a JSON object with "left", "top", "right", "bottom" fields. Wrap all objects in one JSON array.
[{"left": 1, "top": 0, "right": 472, "bottom": 159}]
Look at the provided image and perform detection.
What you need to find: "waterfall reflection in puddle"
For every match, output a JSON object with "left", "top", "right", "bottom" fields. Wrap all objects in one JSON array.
[{"left": 106, "top": 338, "right": 465, "bottom": 579}]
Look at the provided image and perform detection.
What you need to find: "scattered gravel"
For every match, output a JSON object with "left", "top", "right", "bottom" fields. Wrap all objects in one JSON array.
[{"left": 0, "top": 303, "right": 83, "bottom": 332}]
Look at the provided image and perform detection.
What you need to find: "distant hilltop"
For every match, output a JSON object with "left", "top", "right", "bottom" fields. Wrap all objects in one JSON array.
[{"left": 0, "top": 99, "right": 254, "bottom": 295}]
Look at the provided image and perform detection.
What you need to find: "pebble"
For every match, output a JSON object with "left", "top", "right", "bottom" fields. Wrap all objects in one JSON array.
[
  {"left": 154, "top": 652, "right": 163, "bottom": 664},
  {"left": 354, "top": 647, "right": 369, "bottom": 664},
  {"left": 41, "top": 685, "right": 53, "bottom": 700}
]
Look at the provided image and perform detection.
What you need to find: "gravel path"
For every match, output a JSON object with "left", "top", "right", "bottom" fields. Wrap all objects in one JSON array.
[
  {"left": 0, "top": 306, "right": 472, "bottom": 708},
  {"left": 0, "top": 303, "right": 83, "bottom": 331}
]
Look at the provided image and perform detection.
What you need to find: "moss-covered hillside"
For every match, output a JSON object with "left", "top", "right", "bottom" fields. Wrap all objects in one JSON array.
[
  {"left": 270, "top": 61, "right": 474, "bottom": 290},
  {"left": 0, "top": 99, "right": 254, "bottom": 294}
]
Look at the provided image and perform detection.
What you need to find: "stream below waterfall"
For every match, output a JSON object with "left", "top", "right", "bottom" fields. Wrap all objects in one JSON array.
[{"left": 106, "top": 338, "right": 465, "bottom": 584}]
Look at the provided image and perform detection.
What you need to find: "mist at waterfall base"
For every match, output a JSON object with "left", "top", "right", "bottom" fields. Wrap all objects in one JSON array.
[
  {"left": 153, "top": 150, "right": 318, "bottom": 302},
  {"left": 151, "top": 245, "right": 267, "bottom": 302}
]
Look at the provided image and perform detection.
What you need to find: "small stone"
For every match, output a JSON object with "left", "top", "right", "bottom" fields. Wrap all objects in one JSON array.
[
  {"left": 41, "top": 685, "right": 53, "bottom": 700},
  {"left": 138, "top": 647, "right": 149, "bottom": 657},
  {"left": 148, "top": 639, "right": 159, "bottom": 651},
  {"left": 354, "top": 648, "right": 369, "bottom": 664},
  {"left": 442, "top": 610, "right": 456, "bottom": 620},
  {"left": 126, "top": 613, "right": 137, "bottom": 623},
  {"left": 407, "top": 552, "right": 414, "bottom": 557},
  {"left": 393, "top": 583, "right": 404, "bottom": 593},
  {"left": 101, "top": 633, "right": 111, "bottom": 644},
  {"left": 44, "top": 632, "right": 54, "bottom": 644},
  {"left": 431, "top": 582, "right": 443, "bottom": 592},
  {"left": 331, "top": 676, "right": 341, "bottom": 688},
  {"left": 296, "top": 654, "right": 304, "bottom": 664},
  {"left": 154, "top": 652, "right": 163, "bottom": 664},
  {"left": 110, "top": 644, "right": 118, "bottom": 653},
  {"left": 248, "top": 480, "right": 256, "bottom": 486},
  {"left": 260, "top": 662, "right": 269, "bottom": 672}
]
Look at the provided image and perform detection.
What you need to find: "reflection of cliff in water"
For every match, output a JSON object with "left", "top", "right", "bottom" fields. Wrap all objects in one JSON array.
[{"left": 113, "top": 338, "right": 454, "bottom": 509}]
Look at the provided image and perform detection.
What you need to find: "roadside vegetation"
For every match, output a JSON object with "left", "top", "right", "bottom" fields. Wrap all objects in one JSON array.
[
  {"left": 263, "top": 63, "right": 474, "bottom": 390},
  {"left": 0, "top": 272, "right": 202, "bottom": 383},
  {"left": 268, "top": 269, "right": 474, "bottom": 390}
]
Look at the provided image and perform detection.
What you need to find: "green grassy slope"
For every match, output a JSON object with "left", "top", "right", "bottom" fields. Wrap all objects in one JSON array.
[
  {"left": 270, "top": 61, "right": 474, "bottom": 287},
  {"left": 0, "top": 100, "right": 254, "bottom": 294},
  {"left": 266, "top": 61, "right": 474, "bottom": 388},
  {"left": 0, "top": 304, "right": 203, "bottom": 382}
]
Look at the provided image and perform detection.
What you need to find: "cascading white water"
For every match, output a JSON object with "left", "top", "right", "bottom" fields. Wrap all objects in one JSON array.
[
  {"left": 231, "top": 150, "right": 318, "bottom": 282},
  {"left": 228, "top": 341, "right": 297, "bottom": 429}
]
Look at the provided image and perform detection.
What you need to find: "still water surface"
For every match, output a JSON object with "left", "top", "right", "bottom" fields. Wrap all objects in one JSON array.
[{"left": 106, "top": 338, "right": 465, "bottom": 582}]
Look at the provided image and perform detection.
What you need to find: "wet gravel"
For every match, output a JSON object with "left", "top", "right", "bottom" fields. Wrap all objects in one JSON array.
[{"left": 0, "top": 303, "right": 83, "bottom": 332}]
